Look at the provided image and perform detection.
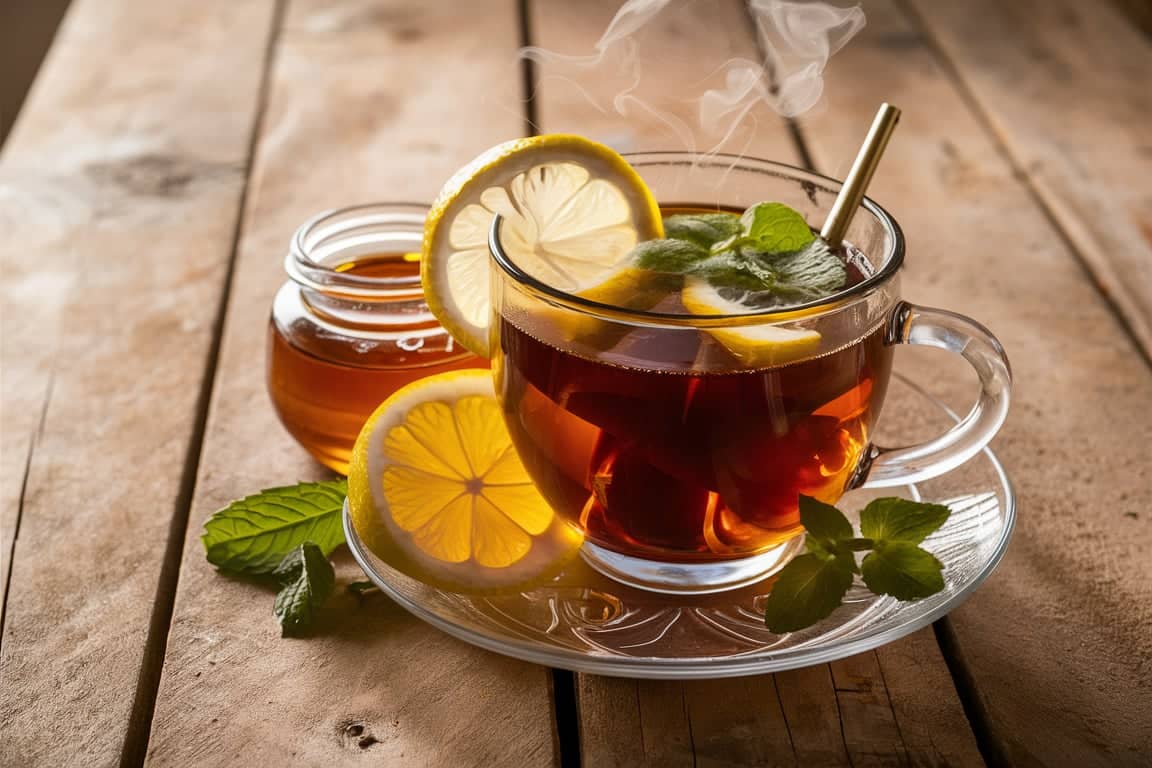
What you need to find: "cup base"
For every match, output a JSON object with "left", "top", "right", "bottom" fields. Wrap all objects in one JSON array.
[{"left": 579, "top": 537, "right": 806, "bottom": 595}]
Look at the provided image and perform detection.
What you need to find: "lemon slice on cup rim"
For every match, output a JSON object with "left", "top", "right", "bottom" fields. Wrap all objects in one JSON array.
[
  {"left": 421, "top": 134, "right": 664, "bottom": 358},
  {"left": 346, "top": 369, "right": 583, "bottom": 593}
]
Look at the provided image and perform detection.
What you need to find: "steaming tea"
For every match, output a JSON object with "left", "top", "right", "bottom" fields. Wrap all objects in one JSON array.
[
  {"left": 495, "top": 209, "right": 892, "bottom": 561},
  {"left": 400, "top": 133, "right": 1011, "bottom": 596}
]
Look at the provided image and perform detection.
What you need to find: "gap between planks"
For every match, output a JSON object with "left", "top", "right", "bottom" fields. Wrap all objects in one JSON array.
[{"left": 116, "top": 2, "right": 290, "bottom": 765}]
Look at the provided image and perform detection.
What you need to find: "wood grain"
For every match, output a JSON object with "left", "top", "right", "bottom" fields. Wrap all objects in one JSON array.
[
  {"left": 0, "top": 0, "right": 277, "bottom": 765},
  {"left": 800, "top": 0, "right": 1152, "bottom": 763},
  {"left": 907, "top": 0, "right": 1152, "bottom": 360},
  {"left": 530, "top": 1, "right": 982, "bottom": 765},
  {"left": 143, "top": 1, "right": 558, "bottom": 766}
]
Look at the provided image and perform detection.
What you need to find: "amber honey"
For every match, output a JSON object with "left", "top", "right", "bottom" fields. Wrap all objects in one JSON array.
[
  {"left": 268, "top": 204, "right": 487, "bottom": 474},
  {"left": 269, "top": 252, "right": 485, "bottom": 473}
]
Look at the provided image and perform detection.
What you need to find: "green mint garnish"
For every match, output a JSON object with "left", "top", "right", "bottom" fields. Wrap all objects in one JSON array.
[
  {"left": 859, "top": 497, "right": 951, "bottom": 544},
  {"left": 762, "top": 552, "right": 854, "bottom": 633},
  {"left": 202, "top": 479, "right": 347, "bottom": 574},
  {"left": 628, "top": 202, "right": 846, "bottom": 306},
  {"left": 759, "top": 239, "right": 847, "bottom": 302},
  {"left": 203, "top": 480, "right": 349, "bottom": 636},
  {"left": 763, "top": 495, "right": 951, "bottom": 633},
  {"left": 273, "top": 542, "right": 336, "bottom": 637},
  {"left": 859, "top": 541, "right": 945, "bottom": 600},
  {"left": 738, "top": 202, "right": 816, "bottom": 253},
  {"left": 633, "top": 238, "right": 711, "bottom": 274},
  {"left": 663, "top": 212, "right": 742, "bottom": 249}
]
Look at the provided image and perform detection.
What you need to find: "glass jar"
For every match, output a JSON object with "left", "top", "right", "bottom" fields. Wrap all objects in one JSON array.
[{"left": 268, "top": 203, "right": 485, "bottom": 474}]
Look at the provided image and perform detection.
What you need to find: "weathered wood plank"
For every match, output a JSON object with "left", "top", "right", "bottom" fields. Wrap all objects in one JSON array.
[
  {"left": 578, "top": 676, "right": 796, "bottom": 767},
  {"left": 144, "top": 1, "right": 558, "bottom": 766},
  {"left": 530, "top": 1, "right": 980, "bottom": 765},
  {"left": 908, "top": 0, "right": 1152, "bottom": 360},
  {"left": 0, "top": 0, "right": 278, "bottom": 765},
  {"left": 874, "top": 628, "right": 986, "bottom": 767},
  {"left": 799, "top": 0, "right": 1152, "bottom": 763}
]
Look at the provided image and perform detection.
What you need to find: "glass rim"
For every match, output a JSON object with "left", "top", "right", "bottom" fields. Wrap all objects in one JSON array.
[
  {"left": 287, "top": 202, "right": 428, "bottom": 298},
  {"left": 488, "top": 153, "right": 905, "bottom": 328}
]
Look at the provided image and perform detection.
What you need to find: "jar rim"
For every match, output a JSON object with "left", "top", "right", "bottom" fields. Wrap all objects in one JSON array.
[{"left": 287, "top": 202, "right": 429, "bottom": 299}]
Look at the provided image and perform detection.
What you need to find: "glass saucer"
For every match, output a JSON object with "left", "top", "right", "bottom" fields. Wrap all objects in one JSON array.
[{"left": 344, "top": 373, "right": 1015, "bottom": 679}]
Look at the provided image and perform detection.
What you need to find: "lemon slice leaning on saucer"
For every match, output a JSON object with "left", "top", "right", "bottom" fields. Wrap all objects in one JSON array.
[
  {"left": 346, "top": 369, "right": 583, "bottom": 593},
  {"left": 422, "top": 134, "right": 664, "bottom": 357},
  {"left": 681, "top": 277, "right": 822, "bottom": 368}
]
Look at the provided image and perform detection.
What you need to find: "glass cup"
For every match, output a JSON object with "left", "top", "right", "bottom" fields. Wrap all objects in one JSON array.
[{"left": 488, "top": 153, "right": 1011, "bottom": 594}]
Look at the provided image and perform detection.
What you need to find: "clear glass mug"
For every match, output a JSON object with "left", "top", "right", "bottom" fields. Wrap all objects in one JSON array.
[{"left": 489, "top": 154, "right": 1011, "bottom": 594}]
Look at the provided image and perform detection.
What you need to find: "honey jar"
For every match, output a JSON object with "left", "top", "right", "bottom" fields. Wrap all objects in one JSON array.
[{"left": 268, "top": 203, "right": 485, "bottom": 473}]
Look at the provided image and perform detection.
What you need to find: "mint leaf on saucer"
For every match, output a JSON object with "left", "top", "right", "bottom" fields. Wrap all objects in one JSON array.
[
  {"left": 860, "top": 497, "right": 950, "bottom": 544},
  {"left": 861, "top": 542, "right": 945, "bottom": 600},
  {"left": 763, "top": 553, "right": 854, "bottom": 633},
  {"left": 740, "top": 202, "right": 816, "bottom": 253},
  {"left": 798, "top": 495, "right": 853, "bottom": 548},
  {"left": 764, "top": 495, "right": 952, "bottom": 633},
  {"left": 273, "top": 542, "right": 336, "bottom": 637},
  {"left": 664, "top": 212, "right": 742, "bottom": 249},
  {"left": 202, "top": 479, "right": 347, "bottom": 574}
]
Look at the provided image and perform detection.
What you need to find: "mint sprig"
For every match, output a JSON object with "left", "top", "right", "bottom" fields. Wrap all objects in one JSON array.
[
  {"left": 203, "top": 479, "right": 348, "bottom": 635},
  {"left": 764, "top": 495, "right": 951, "bottom": 633},
  {"left": 202, "top": 479, "right": 347, "bottom": 574},
  {"left": 631, "top": 202, "right": 846, "bottom": 304},
  {"left": 273, "top": 542, "right": 336, "bottom": 637},
  {"left": 663, "top": 212, "right": 742, "bottom": 249}
]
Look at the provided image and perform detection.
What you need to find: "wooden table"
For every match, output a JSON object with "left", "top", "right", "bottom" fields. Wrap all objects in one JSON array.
[{"left": 2, "top": 1, "right": 1150, "bottom": 765}]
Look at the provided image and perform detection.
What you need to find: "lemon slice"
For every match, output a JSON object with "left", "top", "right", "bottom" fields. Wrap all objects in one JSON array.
[
  {"left": 681, "top": 277, "right": 822, "bottom": 367},
  {"left": 422, "top": 134, "right": 664, "bottom": 357},
  {"left": 346, "top": 369, "right": 582, "bottom": 593}
]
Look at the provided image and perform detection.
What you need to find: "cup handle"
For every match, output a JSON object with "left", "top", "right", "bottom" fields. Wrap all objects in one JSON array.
[{"left": 858, "top": 301, "right": 1012, "bottom": 488}]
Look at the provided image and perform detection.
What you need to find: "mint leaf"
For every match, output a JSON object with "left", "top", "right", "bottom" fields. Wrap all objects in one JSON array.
[
  {"left": 740, "top": 202, "right": 816, "bottom": 253},
  {"left": 664, "top": 213, "right": 742, "bottom": 249},
  {"left": 691, "top": 253, "right": 775, "bottom": 291},
  {"left": 764, "top": 553, "right": 854, "bottom": 633},
  {"left": 632, "top": 238, "right": 709, "bottom": 274},
  {"left": 861, "top": 542, "right": 945, "bottom": 600},
  {"left": 202, "top": 479, "right": 347, "bottom": 574},
  {"left": 799, "top": 495, "right": 853, "bottom": 548},
  {"left": 860, "top": 498, "right": 950, "bottom": 545},
  {"left": 760, "top": 240, "right": 846, "bottom": 302},
  {"left": 273, "top": 542, "right": 336, "bottom": 637},
  {"left": 763, "top": 496, "right": 954, "bottom": 632}
]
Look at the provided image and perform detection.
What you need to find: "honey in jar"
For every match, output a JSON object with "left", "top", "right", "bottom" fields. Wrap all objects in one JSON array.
[{"left": 268, "top": 203, "right": 485, "bottom": 473}]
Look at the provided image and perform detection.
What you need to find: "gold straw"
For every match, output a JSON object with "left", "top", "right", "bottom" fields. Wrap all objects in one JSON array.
[{"left": 819, "top": 103, "right": 901, "bottom": 249}]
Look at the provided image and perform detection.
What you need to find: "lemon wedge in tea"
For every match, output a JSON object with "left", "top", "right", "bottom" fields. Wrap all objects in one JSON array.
[
  {"left": 346, "top": 369, "right": 582, "bottom": 593},
  {"left": 680, "top": 277, "right": 823, "bottom": 367}
]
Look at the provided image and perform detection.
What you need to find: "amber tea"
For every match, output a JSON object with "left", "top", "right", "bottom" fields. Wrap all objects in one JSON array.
[{"left": 497, "top": 284, "right": 891, "bottom": 563}]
